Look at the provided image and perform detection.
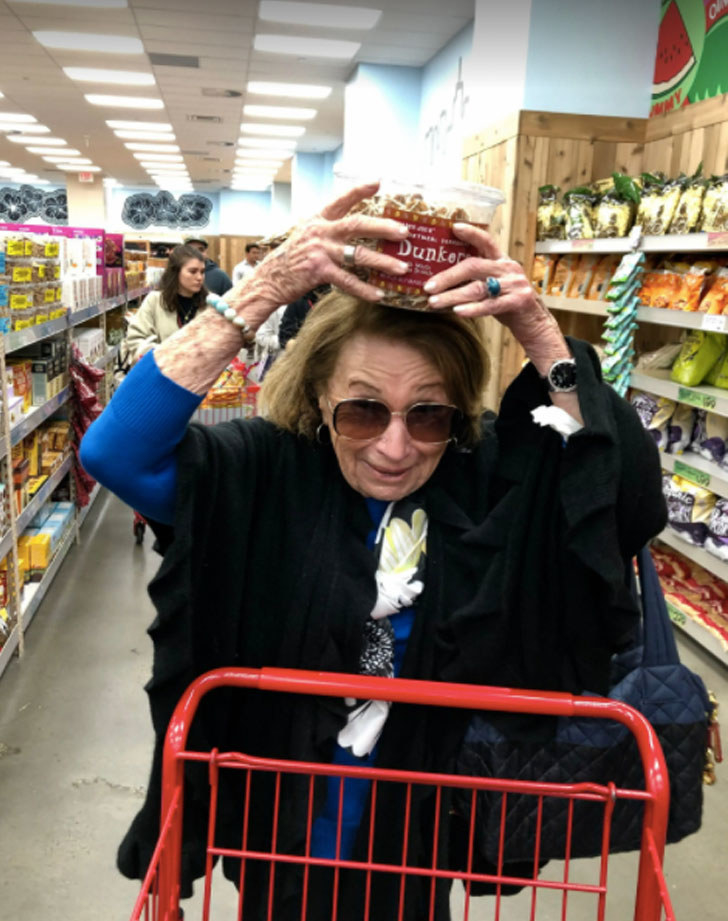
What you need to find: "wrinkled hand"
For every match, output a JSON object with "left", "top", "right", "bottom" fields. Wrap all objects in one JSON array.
[
  {"left": 424, "top": 223, "right": 570, "bottom": 373},
  {"left": 227, "top": 182, "right": 411, "bottom": 323}
]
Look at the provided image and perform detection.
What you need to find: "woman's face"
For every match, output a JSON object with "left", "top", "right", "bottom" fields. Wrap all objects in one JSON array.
[
  {"left": 318, "top": 333, "right": 452, "bottom": 501},
  {"left": 178, "top": 257, "right": 205, "bottom": 296}
]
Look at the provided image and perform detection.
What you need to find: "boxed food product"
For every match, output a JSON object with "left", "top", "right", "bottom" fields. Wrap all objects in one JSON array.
[{"left": 336, "top": 171, "right": 505, "bottom": 310}]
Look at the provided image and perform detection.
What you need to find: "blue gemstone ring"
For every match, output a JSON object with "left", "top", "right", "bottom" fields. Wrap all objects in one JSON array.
[{"left": 486, "top": 276, "right": 501, "bottom": 298}]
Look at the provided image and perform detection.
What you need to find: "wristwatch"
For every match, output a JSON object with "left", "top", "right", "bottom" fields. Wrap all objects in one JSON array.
[{"left": 545, "top": 358, "right": 577, "bottom": 393}]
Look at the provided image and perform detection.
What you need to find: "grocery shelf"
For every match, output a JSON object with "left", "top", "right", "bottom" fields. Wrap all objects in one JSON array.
[
  {"left": 77, "top": 482, "right": 102, "bottom": 529},
  {"left": 535, "top": 231, "right": 728, "bottom": 255},
  {"left": 630, "top": 370, "right": 728, "bottom": 418},
  {"left": 0, "top": 625, "right": 19, "bottom": 678},
  {"left": 656, "top": 527, "right": 728, "bottom": 583},
  {"left": 660, "top": 450, "right": 728, "bottom": 499},
  {"left": 93, "top": 345, "right": 120, "bottom": 369},
  {"left": 0, "top": 455, "right": 73, "bottom": 562},
  {"left": 6, "top": 316, "right": 68, "bottom": 354},
  {"left": 68, "top": 293, "right": 127, "bottom": 326},
  {"left": 542, "top": 295, "right": 608, "bottom": 317},
  {"left": 544, "top": 295, "right": 728, "bottom": 332},
  {"left": 665, "top": 599, "right": 728, "bottom": 667},
  {"left": 21, "top": 522, "right": 77, "bottom": 632},
  {"left": 6, "top": 388, "right": 71, "bottom": 453}
]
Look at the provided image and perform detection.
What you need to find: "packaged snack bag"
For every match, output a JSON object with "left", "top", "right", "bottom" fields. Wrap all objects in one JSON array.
[
  {"left": 667, "top": 403, "right": 695, "bottom": 454},
  {"left": 699, "top": 269, "right": 728, "bottom": 314},
  {"left": 536, "top": 185, "right": 565, "bottom": 240},
  {"left": 630, "top": 390, "right": 675, "bottom": 449},
  {"left": 670, "top": 330, "right": 725, "bottom": 386},
  {"left": 531, "top": 254, "right": 555, "bottom": 295},
  {"left": 636, "top": 173, "right": 682, "bottom": 234},
  {"left": 591, "top": 173, "right": 640, "bottom": 238},
  {"left": 563, "top": 187, "right": 596, "bottom": 239},
  {"left": 548, "top": 254, "right": 578, "bottom": 297},
  {"left": 691, "top": 411, "right": 728, "bottom": 464},
  {"left": 586, "top": 255, "right": 619, "bottom": 300},
  {"left": 566, "top": 255, "right": 597, "bottom": 298},
  {"left": 705, "top": 498, "right": 728, "bottom": 560},
  {"left": 663, "top": 474, "right": 716, "bottom": 546},
  {"left": 700, "top": 174, "right": 728, "bottom": 232},
  {"left": 669, "top": 172, "right": 707, "bottom": 234}
]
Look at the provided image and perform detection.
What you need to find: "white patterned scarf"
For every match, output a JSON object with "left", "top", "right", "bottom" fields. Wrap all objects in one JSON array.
[{"left": 337, "top": 499, "right": 428, "bottom": 757}]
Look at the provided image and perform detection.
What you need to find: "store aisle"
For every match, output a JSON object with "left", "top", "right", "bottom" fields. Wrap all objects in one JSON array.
[{"left": 0, "top": 490, "right": 727, "bottom": 921}]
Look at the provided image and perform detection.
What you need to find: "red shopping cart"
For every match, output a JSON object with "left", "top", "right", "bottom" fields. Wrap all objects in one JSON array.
[{"left": 130, "top": 668, "right": 676, "bottom": 921}]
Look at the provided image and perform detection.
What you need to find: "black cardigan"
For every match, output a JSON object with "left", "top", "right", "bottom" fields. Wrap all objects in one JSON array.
[{"left": 118, "top": 339, "right": 666, "bottom": 918}]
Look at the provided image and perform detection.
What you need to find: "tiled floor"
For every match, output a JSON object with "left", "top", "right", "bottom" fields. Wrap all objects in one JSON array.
[{"left": 0, "top": 490, "right": 725, "bottom": 920}]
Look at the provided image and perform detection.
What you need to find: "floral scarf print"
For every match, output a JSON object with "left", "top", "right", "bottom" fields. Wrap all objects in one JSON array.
[{"left": 337, "top": 499, "right": 428, "bottom": 757}]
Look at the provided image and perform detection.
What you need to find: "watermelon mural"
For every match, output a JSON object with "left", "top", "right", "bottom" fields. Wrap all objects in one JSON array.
[{"left": 651, "top": 0, "right": 728, "bottom": 116}]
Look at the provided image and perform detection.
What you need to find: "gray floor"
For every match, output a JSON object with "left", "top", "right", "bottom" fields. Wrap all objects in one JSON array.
[{"left": 0, "top": 490, "right": 726, "bottom": 921}]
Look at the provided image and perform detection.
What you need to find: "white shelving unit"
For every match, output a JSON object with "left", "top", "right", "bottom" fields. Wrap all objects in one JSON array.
[{"left": 540, "top": 232, "right": 728, "bottom": 665}]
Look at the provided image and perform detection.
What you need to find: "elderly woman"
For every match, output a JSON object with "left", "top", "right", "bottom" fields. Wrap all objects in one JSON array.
[{"left": 81, "top": 183, "right": 665, "bottom": 919}]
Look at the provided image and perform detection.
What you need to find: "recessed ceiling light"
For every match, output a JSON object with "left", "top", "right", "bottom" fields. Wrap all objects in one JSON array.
[
  {"left": 30, "top": 146, "right": 81, "bottom": 155},
  {"left": 247, "top": 81, "right": 331, "bottom": 100},
  {"left": 7, "top": 135, "right": 68, "bottom": 145},
  {"left": 125, "top": 142, "right": 180, "bottom": 153},
  {"left": 15, "top": 0, "right": 128, "bottom": 7},
  {"left": 238, "top": 137, "right": 297, "bottom": 150},
  {"left": 240, "top": 123, "right": 305, "bottom": 138},
  {"left": 133, "top": 153, "right": 183, "bottom": 162},
  {"left": 106, "top": 119, "right": 172, "bottom": 131},
  {"left": 42, "top": 154, "right": 88, "bottom": 162},
  {"left": 0, "top": 112, "right": 36, "bottom": 123},
  {"left": 259, "top": 1, "right": 381, "bottom": 29},
  {"left": 254, "top": 34, "right": 360, "bottom": 60},
  {"left": 114, "top": 129, "right": 175, "bottom": 141},
  {"left": 243, "top": 104, "right": 316, "bottom": 120},
  {"left": 86, "top": 94, "right": 163, "bottom": 109},
  {"left": 0, "top": 124, "right": 50, "bottom": 134},
  {"left": 34, "top": 31, "right": 143, "bottom": 53},
  {"left": 64, "top": 67, "right": 154, "bottom": 86}
]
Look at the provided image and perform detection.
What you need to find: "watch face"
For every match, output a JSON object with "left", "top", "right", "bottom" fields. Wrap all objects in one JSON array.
[{"left": 549, "top": 360, "right": 577, "bottom": 391}]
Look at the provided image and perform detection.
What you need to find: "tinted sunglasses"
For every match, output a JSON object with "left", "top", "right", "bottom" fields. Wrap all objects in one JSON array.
[{"left": 327, "top": 397, "right": 462, "bottom": 444}]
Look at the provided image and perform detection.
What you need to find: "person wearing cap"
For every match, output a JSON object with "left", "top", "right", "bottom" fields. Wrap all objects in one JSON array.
[{"left": 184, "top": 234, "right": 233, "bottom": 296}]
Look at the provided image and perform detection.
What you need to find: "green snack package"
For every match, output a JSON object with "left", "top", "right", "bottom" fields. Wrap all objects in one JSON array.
[
  {"left": 670, "top": 331, "right": 725, "bottom": 386},
  {"left": 610, "top": 252, "right": 646, "bottom": 286},
  {"left": 705, "top": 346, "right": 728, "bottom": 386}
]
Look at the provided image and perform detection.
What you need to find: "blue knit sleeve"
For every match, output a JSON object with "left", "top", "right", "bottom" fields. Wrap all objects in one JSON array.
[{"left": 80, "top": 351, "right": 203, "bottom": 525}]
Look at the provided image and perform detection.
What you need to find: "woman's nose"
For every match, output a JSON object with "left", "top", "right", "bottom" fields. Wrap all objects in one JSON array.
[{"left": 376, "top": 414, "right": 410, "bottom": 459}]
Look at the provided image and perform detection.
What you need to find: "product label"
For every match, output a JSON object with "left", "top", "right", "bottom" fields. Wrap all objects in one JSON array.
[
  {"left": 7, "top": 241, "right": 24, "bottom": 256},
  {"left": 44, "top": 288, "right": 55, "bottom": 303},
  {"left": 707, "top": 232, "right": 728, "bottom": 248},
  {"left": 570, "top": 239, "right": 595, "bottom": 251},
  {"left": 674, "top": 460, "right": 711, "bottom": 489},
  {"left": 666, "top": 601, "right": 686, "bottom": 627},
  {"left": 678, "top": 387, "right": 717, "bottom": 410},
  {"left": 44, "top": 243, "right": 59, "bottom": 258},
  {"left": 24, "top": 241, "right": 32, "bottom": 256},
  {"left": 10, "top": 294, "right": 27, "bottom": 310},
  {"left": 15, "top": 319, "right": 32, "bottom": 330},
  {"left": 701, "top": 313, "right": 728, "bottom": 332},
  {"left": 53, "top": 265, "right": 60, "bottom": 280},
  {"left": 37, "top": 264, "right": 45, "bottom": 279},
  {"left": 35, "top": 313, "right": 49, "bottom": 326},
  {"left": 11, "top": 267, "right": 31, "bottom": 283},
  {"left": 371, "top": 206, "right": 488, "bottom": 296}
]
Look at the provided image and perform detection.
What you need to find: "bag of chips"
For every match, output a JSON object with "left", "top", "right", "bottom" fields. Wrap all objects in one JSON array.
[
  {"left": 663, "top": 474, "right": 716, "bottom": 546},
  {"left": 536, "top": 185, "right": 566, "bottom": 241},
  {"left": 548, "top": 254, "right": 578, "bottom": 297},
  {"left": 586, "top": 254, "right": 619, "bottom": 300},
  {"left": 563, "top": 187, "right": 596, "bottom": 240},
  {"left": 700, "top": 174, "right": 728, "bottom": 232},
  {"left": 705, "top": 498, "right": 728, "bottom": 561},
  {"left": 636, "top": 173, "right": 682, "bottom": 235},
  {"left": 669, "top": 166, "right": 707, "bottom": 234},
  {"left": 699, "top": 268, "right": 728, "bottom": 314},
  {"left": 691, "top": 411, "right": 728, "bottom": 464},
  {"left": 670, "top": 330, "right": 725, "bottom": 386},
  {"left": 566, "top": 255, "right": 598, "bottom": 298},
  {"left": 592, "top": 173, "right": 640, "bottom": 238},
  {"left": 667, "top": 403, "right": 695, "bottom": 455},
  {"left": 531, "top": 254, "right": 556, "bottom": 295},
  {"left": 630, "top": 390, "right": 675, "bottom": 449}
]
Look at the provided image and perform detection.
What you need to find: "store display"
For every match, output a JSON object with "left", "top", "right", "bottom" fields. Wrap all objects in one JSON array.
[{"left": 600, "top": 252, "right": 644, "bottom": 395}]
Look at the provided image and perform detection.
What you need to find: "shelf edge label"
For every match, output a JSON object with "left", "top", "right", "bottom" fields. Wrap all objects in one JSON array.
[
  {"left": 673, "top": 459, "right": 711, "bottom": 488},
  {"left": 677, "top": 387, "right": 717, "bottom": 410},
  {"left": 701, "top": 313, "right": 728, "bottom": 332},
  {"left": 666, "top": 601, "right": 687, "bottom": 627}
]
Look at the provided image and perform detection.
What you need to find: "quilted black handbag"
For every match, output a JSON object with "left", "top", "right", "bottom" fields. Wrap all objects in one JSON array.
[{"left": 455, "top": 546, "right": 715, "bottom": 862}]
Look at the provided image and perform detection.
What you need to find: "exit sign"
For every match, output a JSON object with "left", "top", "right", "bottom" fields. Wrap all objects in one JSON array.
[{"left": 78, "top": 172, "right": 94, "bottom": 183}]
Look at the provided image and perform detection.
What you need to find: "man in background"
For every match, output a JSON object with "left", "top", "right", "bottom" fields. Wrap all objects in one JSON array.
[
  {"left": 183, "top": 234, "right": 233, "bottom": 296},
  {"left": 232, "top": 242, "right": 263, "bottom": 284}
]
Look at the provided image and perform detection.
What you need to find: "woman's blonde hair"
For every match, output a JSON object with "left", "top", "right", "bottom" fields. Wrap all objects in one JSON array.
[{"left": 260, "top": 291, "right": 490, "bottom": 446}]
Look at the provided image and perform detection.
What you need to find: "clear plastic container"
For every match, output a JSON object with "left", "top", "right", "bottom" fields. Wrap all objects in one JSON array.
[{"left": 333, "top": 169, "right": 505, "bottom": 309}]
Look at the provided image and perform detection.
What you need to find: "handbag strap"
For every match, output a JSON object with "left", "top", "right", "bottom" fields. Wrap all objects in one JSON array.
[{"left": 636, "top": 545, "right": 680, "bottom": 667}]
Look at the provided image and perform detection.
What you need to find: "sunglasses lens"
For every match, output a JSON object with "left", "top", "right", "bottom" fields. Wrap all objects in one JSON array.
[
  {"left": 406, "top": 404, "right": 457, "bottom": 442},
  {"left": 333, "top": 399, "right": 391, "bottom": 439}
]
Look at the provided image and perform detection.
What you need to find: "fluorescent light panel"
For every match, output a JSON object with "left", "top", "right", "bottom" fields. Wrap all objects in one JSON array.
[
  {"left": 106, "top": 119, "right": 171, "bottom": 131},
  {"left": 86, "top": 95, "right": 163, "bottom": 109},
  {"left": 125, "top": 142, "right": 179, "bottom": 152},
  {"left": 114, "top": 129, "right": 175, "bottom": 140},
  {"left": 59, "top": 164, "right": 101, "bottom": 171},
  {"left": 236, "top": 151, "right": 287, "bottom": 162},
  {"left": 46, "top": 157, "right": 94, "bottom": 165},
  {"left": 14, "top": 0, "right": 127, "bottom": 6},
  {"left": 134, "top": 153, "right": 183, "bottom": 161},
  {"left": 258, "top": 1, "right": 381, "bottom": 29},
  {"left": 254, "top": 34, "right": 360, "bottom": 59},
  {"left": 42, "top": 154, "right": 86, "bottom": 162},
  {"left": 234, "top": 159, "right": 282, "bottom": 168},
  {"left": 247, "top": 81, "right": 331, "bottom": 99},
  {"left": 0, "top": 112, "right": 36, "bottom": 123},
  {"left": 0, "top": 124, "right": 50, "bottom": 134},
  {"left": 64, "top": 67, "right": 154, "bottom": 86},
  {"left": 7, "top": 136, "right": 68, "bottom": 145},
  {"left": 34, "top": 31, "right": 143, "bottom": 53},
  {"left": 243, "top": 104, "right": 316, "bottom": 120},
  {"left": 238, "top": 137, "right": 297, "bottom": 150},
  {"left": 30, "top": 146, "right": 81, "bottom": 155},
  {"left": 240, "top": 123, "right": 305, "bottom": 137}
]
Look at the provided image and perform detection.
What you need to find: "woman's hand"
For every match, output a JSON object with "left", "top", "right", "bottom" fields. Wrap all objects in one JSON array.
[
  {"left": 423, "top": 223, "right": 571, "bottom": 377},
  {"left": 225, "top": 182, "right": 412, "bottom": 327}
]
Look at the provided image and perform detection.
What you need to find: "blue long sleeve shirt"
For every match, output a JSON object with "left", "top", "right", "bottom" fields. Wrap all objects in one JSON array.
[{"left": 80, "top": 351, "right": 201, "bottom": 524}]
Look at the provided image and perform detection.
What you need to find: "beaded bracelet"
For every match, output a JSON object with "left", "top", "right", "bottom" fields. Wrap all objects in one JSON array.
[{"left": 207, "top": 293, "right": 256, "bottom": 346}]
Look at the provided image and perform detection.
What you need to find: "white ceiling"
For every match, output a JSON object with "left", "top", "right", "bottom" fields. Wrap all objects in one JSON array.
[{"left": 0, "top": 0, "right": 474, "bottom": 191}]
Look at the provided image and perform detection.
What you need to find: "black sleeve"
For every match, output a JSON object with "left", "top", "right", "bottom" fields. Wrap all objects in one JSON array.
[{"left": 279, "top": 297, "right": 310, "bottom": 348}]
